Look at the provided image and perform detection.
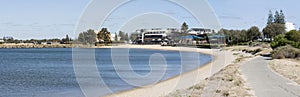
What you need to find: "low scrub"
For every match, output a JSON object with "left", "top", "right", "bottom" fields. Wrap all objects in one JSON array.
[{"left": 271, "top": 45, "right": 300, "bottom": 59}]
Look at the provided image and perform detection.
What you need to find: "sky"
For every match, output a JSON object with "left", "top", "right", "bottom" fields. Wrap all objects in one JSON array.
[{"left": 0, "top": 0, "right": 299, "bottom": 39}]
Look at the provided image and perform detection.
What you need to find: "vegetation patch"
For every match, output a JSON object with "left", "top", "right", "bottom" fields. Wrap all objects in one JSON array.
[
  {"left": 271, "top": 30, "right": 300, "bottom": 49},
  {"left": 271, "top": 45, "right": 300, "bottom": 59}
]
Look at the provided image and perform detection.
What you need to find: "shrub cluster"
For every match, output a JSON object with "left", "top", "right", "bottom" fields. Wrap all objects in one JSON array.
[
  {"left": 271, "top": 30, "right": 300, "bottom": 49},
  {"left": 271, "top": 45, "right": 300, "bottom": 59}
]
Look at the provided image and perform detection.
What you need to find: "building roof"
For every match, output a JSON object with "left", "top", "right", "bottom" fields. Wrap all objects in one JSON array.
[
  {"left": 181, "top": 35, "right": 205, "bottom": 39},
  {"left": 208, "top": 35, "right": 225, "bottom": 38}
]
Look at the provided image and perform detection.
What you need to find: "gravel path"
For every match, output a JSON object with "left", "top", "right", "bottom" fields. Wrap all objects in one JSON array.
[{"left": 240, "top": 56, "right": 300, "bottom": 97}]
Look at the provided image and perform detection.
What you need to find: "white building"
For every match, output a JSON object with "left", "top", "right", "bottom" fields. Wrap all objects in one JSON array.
[
  {"left": 188, "top": 28, "right": 214, "bottom": 35},
  {"left": 286, "top": 22, "right": 296, "bottom": 32},
  {"left": 110, "top": 33, "right": 121, "bottom": 42},
  {"left": 135, "top": 28, "right": 179, "bottom": 44}
]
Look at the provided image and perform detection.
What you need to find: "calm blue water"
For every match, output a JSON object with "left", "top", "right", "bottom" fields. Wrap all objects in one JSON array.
[{"left": 0, "top": 48, "right": 212, "bottom": 97}]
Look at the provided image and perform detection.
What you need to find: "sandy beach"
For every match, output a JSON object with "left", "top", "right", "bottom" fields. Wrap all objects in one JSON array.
[{"left": 102, "top": 45, "right": 237, "bottom": 97}]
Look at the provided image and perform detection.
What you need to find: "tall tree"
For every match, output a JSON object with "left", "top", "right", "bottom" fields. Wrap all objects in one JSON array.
[
  {"left": 78, "top": 33, "right": 85, "bottom": 43},
  {"left": 267, "top": 10, "right": 274, "bottom": 24},
  {"left": 263, "top": 23, "right": 286, "bottom": 39},
  {"left": 181, "top": 22, "right": 189, "bottom": 33},
  {"left": 114, "top": 33, "right": 118, "bottom": 42},
  {"left": 274, "top": 10, "right": 280, "bottom": 24},
  {"left": 118, "top": 31, "right": 125, "bottom": 41},
  {"left": 62, "top": 34, "right": 70, "bottom": 44},
  {"left": 66, "top": 34, "right": 70, "bottom": 42},
  {"left": 125, "top": 33, "right": 129, "bottom": 41},
  {"left": 279, "top": 10, "right": 286, "bottom": 24}
]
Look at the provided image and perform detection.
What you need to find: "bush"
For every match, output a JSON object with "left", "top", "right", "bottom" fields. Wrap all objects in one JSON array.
[
  {"left": 285, "top": 30, "right": 300, "bottom": 42},
  {"left": 271, "top": 32, "right": 300, "bottom": 49},
  {"left": 271, "top": 34, "right": 290, "bottom": 49},
  {"left": 271, "top": 45, "right": 300, "bottom": 59}
]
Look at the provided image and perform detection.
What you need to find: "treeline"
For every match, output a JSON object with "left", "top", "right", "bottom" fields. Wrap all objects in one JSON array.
[
  {"left": 1, "top": 35, "right": 72, "bottom": 44},
  {"left": 116, "top": 31, "right": 129, "bottom": 42},
  {"left": 77, "top": 28, "right": 112, "bottom": 45},
  {"left": 265, "top": 10, "right": 300, "bottom": 49},
  {"left": 77, "top": 28, "right": 132, "bottom": 45},
  {"left": 220, "top": 10, "right": 288, "bottom": 46},
  {"left": 263, "top": 10, "right": 286, "bottom": 40},
  {"left": 218, "top": 26, "right": 261, "bottom": 45}
]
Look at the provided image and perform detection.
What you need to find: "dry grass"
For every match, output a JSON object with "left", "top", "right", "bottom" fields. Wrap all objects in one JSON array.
[{"left": 269, "top": 59, "right": 300, "bottom": 85}]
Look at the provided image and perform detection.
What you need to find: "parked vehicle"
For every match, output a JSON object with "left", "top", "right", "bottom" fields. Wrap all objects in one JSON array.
[{"left": 161, "top": 40, "right": 176, "bottom": 46}]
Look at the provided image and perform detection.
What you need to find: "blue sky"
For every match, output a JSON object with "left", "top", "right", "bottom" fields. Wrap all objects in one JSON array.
[{"left": 0, "top": 0, "right": 299, "bottom": 39}]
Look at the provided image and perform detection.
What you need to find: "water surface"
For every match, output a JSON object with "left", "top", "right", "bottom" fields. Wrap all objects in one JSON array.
[{"left": 0, "top": 48, "right": 212, "bottom": 97}]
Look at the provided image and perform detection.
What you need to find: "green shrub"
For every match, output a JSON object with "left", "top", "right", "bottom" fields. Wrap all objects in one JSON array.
[
  {"left": 271, "top": 32, "right": 300, "bottom": 49},
  {"left": 271, "top": 45, "right": 300, "bottom": 59},
  {"left": 285, "top": 30, "right": 300, "bottom": 42},
  {"left": 271, "top": 34, "right": 290, "bottom": 49}
]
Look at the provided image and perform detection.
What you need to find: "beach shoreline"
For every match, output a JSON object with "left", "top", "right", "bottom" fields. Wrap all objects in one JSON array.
[
  {"left": 0, "top": 44, "right": 237, "bottom": 96},
  {"left": 100, "top": 45, "right": 236, "bottom": 97}
]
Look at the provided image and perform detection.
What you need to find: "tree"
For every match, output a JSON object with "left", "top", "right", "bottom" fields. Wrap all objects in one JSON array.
[
  {"left": 104, "top": 31, "right": 111, "bottom": 45},
  {"left": 274, "top": 10, "right": 280, "bottom": 24},
  {"left": 125, "top": 33, "right": 129, "bottom": 41},
  {"left": 118, "top": 31, "right": 125, "bottom": 41},
  {"left": 78, "top": 33, "right": 85, "bottom": 43},
  {"left": 247, "top": 26, "right": 261, "bottom": 41},
  {"left": 62, "top": 34, "right": 71, "bottom": 44},
  {"left": 267, "top": 10, "right": 274, "bottom": 24},
  {"left": 240, "top": 30, "right": 249, "bottom": 42},
  {"left": 273, "top": 10, "right": 285, "bottom": 24},
  {"left": 97, "top": 28, "right": 112, "bottom": 45},
  {"left": 130, "top": 33, "right": 138, "bottom": 42},
  {"left": 86, "top": 29, "right": 97, "bottom": 44},
  {"left": 279, "top": 10, "right": 286, "bottom": 24},
  {"left": 114, "top": 33, "right": 118, "bottom": 42},
  {"left": 263, "top": 23, "right": 286, "bottom": 39},
  {"left": 77, "top": 29, "right": 97, "bottom": 44},
  {"left": 181, "top": 22, "right": 189, "bottom": 33}
]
